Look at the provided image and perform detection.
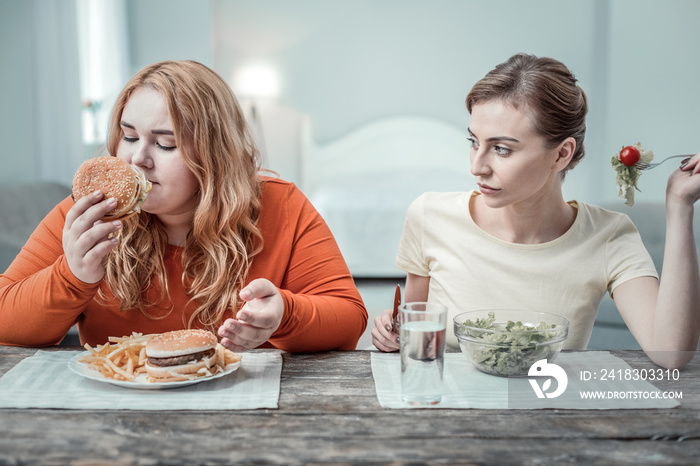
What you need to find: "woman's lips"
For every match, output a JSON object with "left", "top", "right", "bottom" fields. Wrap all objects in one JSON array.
[{"left": 477, "top": 183, "right": 499, "bottom": 195}]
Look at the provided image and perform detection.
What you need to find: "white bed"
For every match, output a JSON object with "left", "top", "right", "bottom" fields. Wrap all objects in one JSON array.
[{"left": 300, "top": 116, "right": 471, "bottom": 277}]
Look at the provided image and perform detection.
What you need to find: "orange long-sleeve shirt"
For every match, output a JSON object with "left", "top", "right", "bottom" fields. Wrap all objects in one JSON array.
[{"left": 0, "top": 177, "right": 367, "bottom": 351}]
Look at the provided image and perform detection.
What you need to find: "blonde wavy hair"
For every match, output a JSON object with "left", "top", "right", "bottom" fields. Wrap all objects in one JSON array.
[{"left": 100, "top": 60, "right": 263, "bottom": 332}]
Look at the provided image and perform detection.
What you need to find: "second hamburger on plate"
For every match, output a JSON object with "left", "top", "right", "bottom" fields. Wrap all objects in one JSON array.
[{"left": 145, "top": 329, "right": 241, "bottom": 382}]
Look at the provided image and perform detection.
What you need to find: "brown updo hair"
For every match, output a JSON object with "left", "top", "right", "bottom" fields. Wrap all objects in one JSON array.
[{"left": 465, "top": 53, "right": 588, "bottom": 177}]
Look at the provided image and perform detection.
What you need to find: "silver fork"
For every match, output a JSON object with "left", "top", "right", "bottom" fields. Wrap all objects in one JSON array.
[{"left": 635, "top": 154, "right": 691, "bottom": 170}]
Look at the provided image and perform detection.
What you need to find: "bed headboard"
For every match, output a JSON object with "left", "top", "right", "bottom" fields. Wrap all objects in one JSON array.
[
  {"left": 297, "top": 115, "right": 472, "bottom": 278},
  {"left": 300, "top": 115, "right": 470, "bottom": 195}
]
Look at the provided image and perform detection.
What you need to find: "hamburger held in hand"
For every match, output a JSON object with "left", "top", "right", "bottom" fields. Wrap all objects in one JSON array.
[
  {"left": 72, "top": 156, "right": 151, "bottom": 221},
  {"left": 145, "top": 329, "right": 229, "bottom": 382}
]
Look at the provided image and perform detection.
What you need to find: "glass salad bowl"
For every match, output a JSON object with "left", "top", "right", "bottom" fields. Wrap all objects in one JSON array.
[{"left": 453, "top": 309, "right": 569, "bottom": 377}]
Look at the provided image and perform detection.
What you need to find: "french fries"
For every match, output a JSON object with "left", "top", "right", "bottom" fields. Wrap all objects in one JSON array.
[
  {"left": 217, "top": 343, "right": 243, "bottom": 367},
  {"left": 77, "top": 331, "right": 242, "bottom": 383},
  {"left": 78, "top": 332, "right": 156, "bottom": 381}
]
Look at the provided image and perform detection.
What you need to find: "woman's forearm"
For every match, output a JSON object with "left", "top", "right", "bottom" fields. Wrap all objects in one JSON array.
[{"left": 652, "top": 199, "right": 700, "bottom": 362}]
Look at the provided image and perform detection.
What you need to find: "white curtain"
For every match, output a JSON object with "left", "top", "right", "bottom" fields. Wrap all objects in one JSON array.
[
  {"left": 31, "top": 0, "right": 84, "bottom": 185},
  {"left": 76, "top": 0, "right": 130, "bottom": 145},
  {"left": 31, "top": 0, "right": 130, "bottom": 186}
]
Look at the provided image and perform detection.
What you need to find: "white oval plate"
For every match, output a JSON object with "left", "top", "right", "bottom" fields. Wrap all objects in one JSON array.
[{"left": 68, "top": 352, "right": 241, "bottom": 390}]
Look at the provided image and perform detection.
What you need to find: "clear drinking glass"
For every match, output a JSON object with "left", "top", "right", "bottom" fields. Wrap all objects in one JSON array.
[{"left": 399, "top": 302, "right": 448, "bottom": 406}]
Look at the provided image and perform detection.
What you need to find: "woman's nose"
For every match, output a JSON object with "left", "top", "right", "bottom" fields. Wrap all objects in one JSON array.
[
  {"left": 469, "top": 148, "right": 490, "bottom": 177},
  {"left": 131, "top": 144, "right": 152, "bottom": 170}
]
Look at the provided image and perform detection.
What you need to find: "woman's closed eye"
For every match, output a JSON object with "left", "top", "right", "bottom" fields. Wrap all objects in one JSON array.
[
  {"left": 122, "top": 136, "right": 176, "bottom": 152},
  {"left": 156, "top": 142, "right": 176, "bottom": 151}
]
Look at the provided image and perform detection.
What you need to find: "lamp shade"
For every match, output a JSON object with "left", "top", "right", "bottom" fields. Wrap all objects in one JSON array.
[{"left": 232, "top": 64, "right": 280, "bottom": 99}]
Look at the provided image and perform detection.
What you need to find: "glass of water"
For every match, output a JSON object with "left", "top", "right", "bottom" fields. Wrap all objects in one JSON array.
[{"left": 399, "top": 302, "right": 447, "bottom": 406}]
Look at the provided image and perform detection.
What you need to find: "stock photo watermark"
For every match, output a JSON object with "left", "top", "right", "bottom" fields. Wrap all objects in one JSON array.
[{"left": 507, "top": 351, "right": 691, "bottom": 409}]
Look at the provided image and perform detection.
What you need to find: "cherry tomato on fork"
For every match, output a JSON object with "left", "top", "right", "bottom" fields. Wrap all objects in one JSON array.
[{"left": 619, "top": 145, "right": 641, "bottom": 167}]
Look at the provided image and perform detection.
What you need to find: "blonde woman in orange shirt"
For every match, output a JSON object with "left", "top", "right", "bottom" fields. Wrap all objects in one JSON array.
[{"left": 0, "top": 60, "right": 367, "bottom": 352}]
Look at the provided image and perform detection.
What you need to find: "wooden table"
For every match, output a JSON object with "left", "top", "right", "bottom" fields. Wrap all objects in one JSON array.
[{"left": 0, "top": 347, "right": 698, "bottom": 465}]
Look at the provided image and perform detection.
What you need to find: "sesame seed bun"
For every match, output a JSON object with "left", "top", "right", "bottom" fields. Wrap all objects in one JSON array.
[
  {"left": 146, "top": 329, "right": 218, "bottom": 358},
  {"left": 72, "top": 156, "right": 152, "bottom": 221}
]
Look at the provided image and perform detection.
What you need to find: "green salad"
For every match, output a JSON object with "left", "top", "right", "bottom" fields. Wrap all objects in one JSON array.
[
  {"left": 611, "top": 142, "right": 654, "bottom": 207},
  {"left": 457, "top": 311, "right": 564, "bottom": 376}
]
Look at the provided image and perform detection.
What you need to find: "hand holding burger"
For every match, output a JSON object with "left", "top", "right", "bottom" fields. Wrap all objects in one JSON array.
[
  {"left": 72, "top": 156, "right": 151, "bottom": 221},
  {"left": 63, "top": 156, "right": 151, "bottom": 283}
]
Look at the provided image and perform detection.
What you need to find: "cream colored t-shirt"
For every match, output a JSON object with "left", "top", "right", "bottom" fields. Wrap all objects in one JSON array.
[{"left": 396, "top": 191, "right": 658, "bottom": 350}]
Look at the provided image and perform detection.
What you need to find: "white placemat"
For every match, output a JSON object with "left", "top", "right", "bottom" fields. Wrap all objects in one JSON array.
[
  {"left": 372, "top": 351, "right": 680, "bottom": 409},
  {"left": 0, "top": 350, "right": 282, "bottom": 410}
]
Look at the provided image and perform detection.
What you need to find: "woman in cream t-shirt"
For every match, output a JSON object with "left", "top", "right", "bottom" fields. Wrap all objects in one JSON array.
[
  {"left": 371, "top": 53, "right": 700, "bottom": 369},
  {"left": 394, "top": 190, "right": 656, "bottom": 350}
]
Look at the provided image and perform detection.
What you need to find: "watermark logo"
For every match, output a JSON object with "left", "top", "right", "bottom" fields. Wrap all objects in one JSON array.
[{"left": 528, "top": 359, "right": 568, "bottom": 399}]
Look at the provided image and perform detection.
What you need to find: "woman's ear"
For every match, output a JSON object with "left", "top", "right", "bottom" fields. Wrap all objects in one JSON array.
[{"left": 553, "top": 137, "right": 576, "bottom": 171}]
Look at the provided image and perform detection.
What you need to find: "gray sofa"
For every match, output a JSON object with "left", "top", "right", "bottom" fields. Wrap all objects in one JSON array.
[
  {"left": 0, "top": 182, "right": 71, "bottom": 272},
  {"left": 0, "top": 182, "right": 79, "bottom": 345}
]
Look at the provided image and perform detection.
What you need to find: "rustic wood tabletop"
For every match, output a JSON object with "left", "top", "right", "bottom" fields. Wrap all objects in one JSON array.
[{"left": 0, "top": 346, "right": 698, "bottom": 465}]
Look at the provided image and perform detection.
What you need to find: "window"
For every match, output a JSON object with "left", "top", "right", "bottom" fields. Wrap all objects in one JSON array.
[{"left": 76, "top": 0, "right": 130, "bottom": 144}]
